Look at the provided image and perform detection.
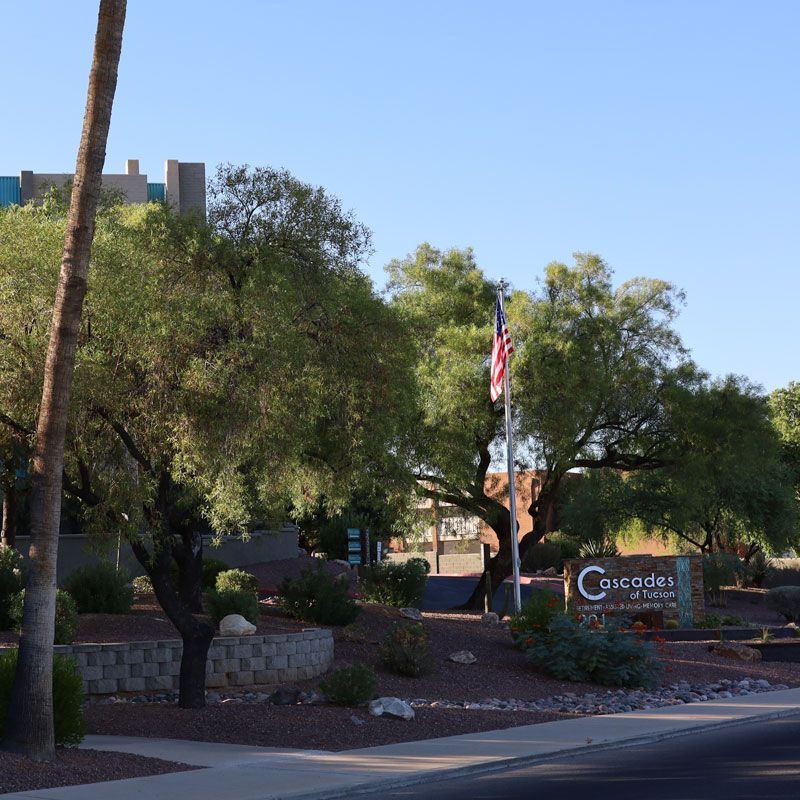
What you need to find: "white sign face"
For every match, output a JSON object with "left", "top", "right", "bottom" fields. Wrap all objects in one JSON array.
[{"left": 576, "top": 564, "right": 677, "bottom": 604}]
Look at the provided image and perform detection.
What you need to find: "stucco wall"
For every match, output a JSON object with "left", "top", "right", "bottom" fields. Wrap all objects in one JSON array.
[{"left": 14, "top": 527, "right": 299, "bottom": 583}]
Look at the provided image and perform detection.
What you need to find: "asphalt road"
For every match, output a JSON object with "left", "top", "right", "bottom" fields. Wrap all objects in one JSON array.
[{"left": 355, "top": 715, "right": 800, "bottom": 800}]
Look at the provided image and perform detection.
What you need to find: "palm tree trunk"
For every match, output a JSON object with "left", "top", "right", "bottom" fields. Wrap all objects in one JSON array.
[{"left": 2, "top": 0, "right": 126, "bottom": 761}]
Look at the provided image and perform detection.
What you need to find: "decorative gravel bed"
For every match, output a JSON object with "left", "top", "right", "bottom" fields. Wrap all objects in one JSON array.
[
  {"left": 0, "top": 749, "right": 198, "bottom": 795},
  {"left": 406, "top": 677, "right": 790, "bottom": 714}
]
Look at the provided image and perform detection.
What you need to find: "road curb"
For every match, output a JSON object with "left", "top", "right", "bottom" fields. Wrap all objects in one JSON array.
[{"left": 282, "top": 704, "right": 800, "bottom": 800}]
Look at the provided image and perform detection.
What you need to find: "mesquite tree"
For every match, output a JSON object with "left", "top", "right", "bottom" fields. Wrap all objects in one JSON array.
[
  {"left": 0, "top": 166, "right": 413, "bottom": 708},
  {"left": 389, "top": 248, "right": 697, "bottom": 608}
]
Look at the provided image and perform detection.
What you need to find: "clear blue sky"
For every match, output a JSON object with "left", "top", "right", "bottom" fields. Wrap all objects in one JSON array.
[{"left": 2, "top": 1, "right": 798, "bottom": 392}]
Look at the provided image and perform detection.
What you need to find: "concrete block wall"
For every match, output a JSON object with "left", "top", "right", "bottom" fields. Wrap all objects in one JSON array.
[
  {"left": 0, "top": 629, "right": 334, "bottom": 696},
  {"left": 385, "top": 551, "right": 484, "bottom": 575}
]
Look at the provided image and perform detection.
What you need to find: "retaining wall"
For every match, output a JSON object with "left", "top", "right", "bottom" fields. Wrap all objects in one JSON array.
[{"left": 0, "top": 628, "right": 334, "bottom": 696}]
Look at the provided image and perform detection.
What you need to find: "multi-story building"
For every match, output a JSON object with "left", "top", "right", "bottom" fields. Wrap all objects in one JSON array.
[{"left": 0, "top": 158, "right": 205, "bottom": 216}]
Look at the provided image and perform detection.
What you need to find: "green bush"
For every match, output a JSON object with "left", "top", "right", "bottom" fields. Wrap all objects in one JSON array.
[
  {"left": 63, "top": 562, "right": 133, "bottom": 614},
  {"left": 721, "top": 615, "right": 746, "bottom": 626},
  {"left": 0, "top": 650, "right": 85, "bottom": 746},
  {"left": 526, "top": 615, "right": 663, "bottom": 688},
  {"left": 10, "top": 589, "right": 78, "bottom": 645},
  {"left": 206, "top": 589, "right": 260, "bottom": 627},
  {"left": 520, "top": 542, "right": 563, "bottom": 573},
  {"left": 508, "top": 589, "right": 562, "bottom": 648},
  {"left": 202, "top": 557, "right": 232, "bottom": 590},
  {"left": 694, "top": 613, "right": 722, "bottom": 629},
  {"left": 702, "top": 553, "right": 739, "bottom": 605},
  {"left": 131, "top": 575, "right": 153, "bottom": 594},
  {"left": 664, "top": 619, "right": 679, "bottom": 630},
  {"left": 279, "top": 565, "right": 360, "bottom": 625},
  {"left": 319, "top": 663, "right": 376, "bottom": 706},
  {"left": 546, "top": 532, "right": 581, "bottom": 562},
  {"left": 0, "top": 546, "right": 24, "bottom": 630},
  {"left": 360, "top": 558, "right": 429, "bottom": 608},
  {"left": 765, "top": 586, "right": 800, "bottom": 623},
  {"left": 216, "top": 569, "right": 259, "bottom": 595},
  {"left": 379, "top": 623, "right": 433, "bottom": 677},
  {"left": 578, "top": 539, "right": 620, "bottom": 559}
]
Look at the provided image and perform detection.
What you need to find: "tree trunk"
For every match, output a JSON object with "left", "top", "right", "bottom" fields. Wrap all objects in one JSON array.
[
  {"left": 132, "top": 536, "right": 214, "bottom": 708},
  {"left": 2, "top": 0, "right": 126, "bottom": 761},
  {"left": 460, "top": 476, "right": 561, "bottom": 611},
  {"left": 1, "top": 486, "right": 16, "bottom": 548}
]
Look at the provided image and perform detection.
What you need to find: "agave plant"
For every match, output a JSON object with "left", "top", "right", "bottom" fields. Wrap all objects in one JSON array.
[{"left": 578, "top": 538, "right": 621, "bottom": 559}]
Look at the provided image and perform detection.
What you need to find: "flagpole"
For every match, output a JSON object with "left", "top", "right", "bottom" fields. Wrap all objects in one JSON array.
[{"left": 498, "top": 281, "right": 522, "bottom": 613}]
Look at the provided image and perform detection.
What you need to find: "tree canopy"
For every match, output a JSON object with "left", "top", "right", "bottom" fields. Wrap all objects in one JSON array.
[{"left": 0, "top": 165, "right": 414, "bottom": 703}]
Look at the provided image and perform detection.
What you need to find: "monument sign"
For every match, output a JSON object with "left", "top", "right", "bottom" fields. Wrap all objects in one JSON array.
[{"left": 564, "top": 554, "right": 704, "bottom": 627}]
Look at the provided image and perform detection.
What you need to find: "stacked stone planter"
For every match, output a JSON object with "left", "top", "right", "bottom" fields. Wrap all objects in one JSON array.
[{"left": 0, "top": 628, "right": 334, "bottom": 696}]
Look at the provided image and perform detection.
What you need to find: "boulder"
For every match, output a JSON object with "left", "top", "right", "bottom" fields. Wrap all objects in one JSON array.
[
  {"left": 449, "top": 650, "right": 477, "bottom": 664},
  {"left": 400, "top": 607, "right": 423, "bottom": 621},
  {"left": 368, "top": 697, "right": 415, "bottom": 720},
  {"left": 710, "top": 642, "right": 762, "bottom": 662},
  {"left": 219, "top": 614, "right": 257, "bottom": 636},
  {"left": 481, "top": 612, "right": 500, "bottom": 626},
  {"left": 542, "top": 566, "right": 558, "bottom": 577}
]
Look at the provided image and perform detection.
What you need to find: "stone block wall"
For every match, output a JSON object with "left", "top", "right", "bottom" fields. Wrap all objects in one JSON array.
[{"left": 0, "top": 629, "right": 333, "bottom": 696}]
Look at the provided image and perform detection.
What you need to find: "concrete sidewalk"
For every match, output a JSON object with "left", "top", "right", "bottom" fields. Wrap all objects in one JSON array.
[{"left": 6, "top": 687, "right": 800, "bottom": 800}]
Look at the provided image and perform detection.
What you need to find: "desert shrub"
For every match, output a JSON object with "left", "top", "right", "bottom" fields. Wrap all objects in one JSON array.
[
  {"left": 736, "top": 552, "right": 773, "bottom": 589},
  {"left": 0, "top": 650, "right": 85, "bottom": 745},
  {"left": 702, "top": 553, "right": 739, "bottom": 605},
  {"left": 279, "top": 565, "right": 360, "bottom": 625},
  {"left": 546, "top": 532, "right": 581, "bottom": 563},
  {"left": 721, "top": 615, "right": 746, "bottom": 626},
  {"left": 205, "top": 589, "right": 260, "bottom": 627},
  {"left": 360, "top": 558, "right": 429, "bottom": 608},
  {"left": 0, "top": 546, "right": 24, "bottom": 630},
  {"left": 319, "top": 663, "right": 376, "bottom": 706},
  {"left": 10, "top": 589, "right": 78, "bottom": 644},
  {"left": 63, "top": 562, "right": 133, "bottom": 614},
  {"left": 520, "top": 542, "right": 563, "bottom": 573},
  {"left": 578, "top": 539, "right": 620, "bottom": 559},
  {"left": 526, "top": 615, "right": 662, "bottom": 688},
  {"left": 694, "top": 613, "right": 722, "bottom": 629},
  {"left": 131, "top": 575, "right": 153, "bottom": 594},
  {"left": 508, "top": 589, "right": 562, "bottom": 648},
  {"left": 664, "top": 619, "right": 679, "bottom": 630},
  {"left": 216, "top": 569, "right": 259, "bottom": 595},
  {"left": 202, "top": 558, "right": 232, "bottom": 590},
  {"left": 379, "top": 623, "right": 433, "bottom": 677},
  {"left": 765, "top": 586, "right": 800, "bottom": 623}
]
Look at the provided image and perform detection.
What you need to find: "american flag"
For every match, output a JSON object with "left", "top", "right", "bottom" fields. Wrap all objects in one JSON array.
[{"left": 490, "top": 296, "right": 514, "bottom": 402}]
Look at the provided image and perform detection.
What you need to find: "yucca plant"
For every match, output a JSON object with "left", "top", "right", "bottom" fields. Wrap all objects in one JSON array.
[{"left": 578, "top": 538, "right": 620, "bottom": 558}]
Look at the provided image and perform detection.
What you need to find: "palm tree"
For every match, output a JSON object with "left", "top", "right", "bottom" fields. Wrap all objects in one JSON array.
[{"left": 2, "top": 0, "right": 127, "bottom": 761}]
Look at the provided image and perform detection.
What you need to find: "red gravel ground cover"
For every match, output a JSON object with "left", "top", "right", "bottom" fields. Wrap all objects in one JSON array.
[
  {"left": 0, "top": 749, "right": 198, "bottom": 795},
  {"left": 83, "top": 602, "right": 800, "bottom": 751},
  {"left": 85, "top": 704, "right": 569, "bottom": 751}
]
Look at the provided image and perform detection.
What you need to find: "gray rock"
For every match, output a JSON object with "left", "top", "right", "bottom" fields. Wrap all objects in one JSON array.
[
  {"left": 481, "top": 612, "right": 500, "bottom": 626},
  {"left": 219, "top": 614, "right": 257, "bottom": 636},
  {"left": 400, "top": 607, "right": 423, "bottom": 621},
  {"left": 449, "top": 650, "right": 477, "bottom": 664},
  {"left": 369, "top": 697, "right": 415, "bottom": 720}
]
